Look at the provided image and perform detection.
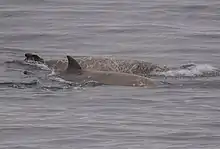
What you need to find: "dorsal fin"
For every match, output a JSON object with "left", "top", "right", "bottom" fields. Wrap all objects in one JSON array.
[{"left": 66, "top": 55, "right": 82, "bottom": 72}]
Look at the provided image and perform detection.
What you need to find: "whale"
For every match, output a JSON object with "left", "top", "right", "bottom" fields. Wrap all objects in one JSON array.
[
  {"left": 52, "top": 55, "right": 155, "bottom": 87},
  {"left": 24, "top": 53, "right": 168, "bottom": 77}
]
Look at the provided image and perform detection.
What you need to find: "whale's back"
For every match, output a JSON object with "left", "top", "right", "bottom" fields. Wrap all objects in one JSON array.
[{"left": 44, "top": 56, "right": 166, "bottom": 77}]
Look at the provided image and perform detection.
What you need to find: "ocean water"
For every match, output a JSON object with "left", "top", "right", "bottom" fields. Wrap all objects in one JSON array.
[{"left": 1, "top": 0, "right": 220, "bottom": 148}]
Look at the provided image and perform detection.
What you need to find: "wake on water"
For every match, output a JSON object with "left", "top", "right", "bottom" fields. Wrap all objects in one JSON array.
[
  {"left": 156, "top": 63, "right": 220, "bottom": 78},
  {"left": 3, "top": 59, "right": 220, "bottom": 90}
]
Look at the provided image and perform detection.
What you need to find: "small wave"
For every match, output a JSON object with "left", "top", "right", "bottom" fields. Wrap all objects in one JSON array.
[
  {"left": 41, "top": 85, "right": 82, "bottom": 91},
  {"left": 156, "top": 64, "right": 220, "bottom": 78},
  {"left": 0, "top": 80, "right": 39, "bottom": 89},
  {"left": 0, "top": 78, "right": 82, "bottom": 91},
  {"left": 81, "top": 80, "right": 104, "bottom": 87},
  {"left": 5, "top": 59, "right": 50, "bottom": 71},
  {"left": 4, "top": 60, "right": 27, "bottom": 66},
  {"left": 49, "top": 76, "right": 74, "bottom": 85}
]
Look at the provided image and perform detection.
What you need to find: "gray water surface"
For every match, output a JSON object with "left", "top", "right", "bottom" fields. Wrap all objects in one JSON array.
[{"left": 1, "top": 0, "right": 220, "bottom": 148}]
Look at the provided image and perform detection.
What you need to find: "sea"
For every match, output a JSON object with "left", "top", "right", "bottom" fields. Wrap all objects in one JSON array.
[{"left": 0, "top": 0, "right": 220, "bottom": 148}]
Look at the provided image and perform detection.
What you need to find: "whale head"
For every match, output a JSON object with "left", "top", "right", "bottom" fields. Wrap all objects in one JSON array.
[{"left": 24, "top": 53, "right": 44, "bottom": 63}]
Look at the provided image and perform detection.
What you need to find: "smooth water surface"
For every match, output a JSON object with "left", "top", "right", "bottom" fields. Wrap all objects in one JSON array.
[{"left": 1, "top": 0, "right": 220, "bottom": 148}]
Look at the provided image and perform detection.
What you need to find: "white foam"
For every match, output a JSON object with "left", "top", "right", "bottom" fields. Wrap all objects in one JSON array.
[
  {"left": 157, "top": 64, "right": 219, "bottom": 77},
  {"left": 47, "top": 69, "right": 56, "bottom": 77},
  {"left": 46, "top": 68, "right": 73, "bottom": 84},
  {"left": 35, "top": 63, "right": 50, "bottom": 70},
  {"left": 47, "top": 76, "right": 83, "bottom": 90},
  {"left": 48, "top": 76, "right": 73, "bottom": 84},
  {"left": 25, "top": 61, "right": 50, "bottom": 71}
]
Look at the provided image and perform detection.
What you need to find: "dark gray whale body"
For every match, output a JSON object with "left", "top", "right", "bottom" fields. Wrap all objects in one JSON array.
[
  {"left": 53, "top": 55, "right": 155, "bottom": 87},
  {"left": 24, "top": 53, "right": 168, "bottom": 77}
]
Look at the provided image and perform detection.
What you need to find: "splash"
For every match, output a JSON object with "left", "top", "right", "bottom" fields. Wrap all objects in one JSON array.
[
  {"left": 156, "top": 63, "right": 220, "bottom": 77},
  {"left": 4, "top": 59, "right": 102, "bottom": 90},
  {"left": 48, "top": 75, "right": 73, "bottom": 85},
  {"left": 25, "top": 60, "right": 50, "bottom": 71}
]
